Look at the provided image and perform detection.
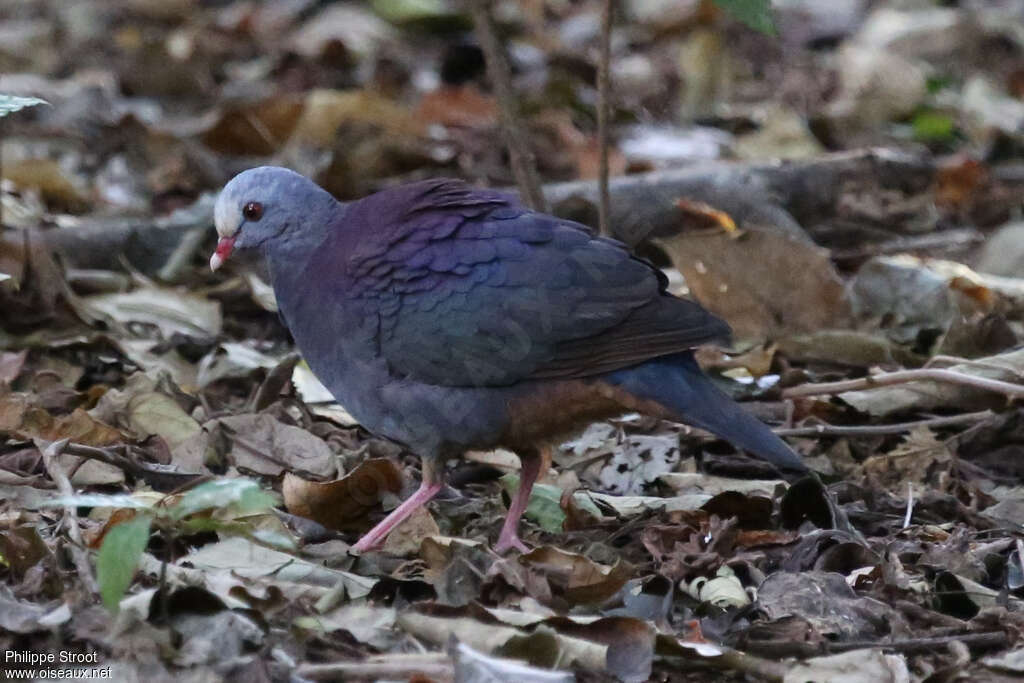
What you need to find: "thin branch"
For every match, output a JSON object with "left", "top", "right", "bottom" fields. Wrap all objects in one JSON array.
[
  {"left": 925, "top": 354, "right": 1024, "bottom": 378},
  {"left": 826, "top": 631, "right": 1008, "bottom": 654},
  {"left": 782, "top": 369, "right": 1024, "bottom": 400},
  {"left": 466, "top": 0, "right": 546, "bottom": 212},
  {"left": 38, "top": 438, "right": 100, "bottom": 596},
  {"left": 748, "top": 630, "right": 1008, "bottom": 659},
  {"left": 772, "top": 410, "right": 994, "bottom": 437},
  {"left": 596, "top": 0, "right": 613, "bottom": 236},
  {"left": 296, "top": 655, "right": 452, "bottom": 680}
]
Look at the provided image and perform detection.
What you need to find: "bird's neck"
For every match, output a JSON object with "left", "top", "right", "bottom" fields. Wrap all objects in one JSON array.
[{"left": 268, "top": 197, "right": 343, "bottom": 268}]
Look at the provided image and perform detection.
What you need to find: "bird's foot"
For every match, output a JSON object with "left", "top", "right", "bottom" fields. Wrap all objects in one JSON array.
[
  {"left": 350, "top": 534, "right": 385, "bottom": 555},
  {"left": 494, "top": 533, "right": 531, "bottom": 555},
  {"left": 349, "top": 479, "right": 443, "bottom": 555}
]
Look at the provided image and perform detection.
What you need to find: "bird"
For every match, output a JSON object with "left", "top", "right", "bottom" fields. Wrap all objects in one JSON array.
[{"left": 211, "top": 166, "right": 807, "bottom": 554}]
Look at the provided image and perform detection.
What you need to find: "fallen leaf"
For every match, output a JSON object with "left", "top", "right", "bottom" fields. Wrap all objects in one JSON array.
[
  {"left": 282, "top": 459, "right": 404, "bottom": 532},
  {"left": 201, "top": 95, "right": 305, "bottom": 156},
  {"left": 674, "top": 198, "right": 738, "bottom": 233},
  {"left": 382, "top": 506, "right": 439, "bottom": 557},
  {"left": 784, "top": 649, "right": 910, "bottom": 683},
  {"left": 78, "top": 287, "right": 222, "bottom": 338},
  {"left": 90, "top": 373, "right": 199, "bottom": 449},
  {"left": 416, "top": 85, "right": 497, "bottom": 129},
  {"left": 214, "top": 413, "right": 337, "bottom": 478},
  {"left": 0, "top": 393, "right": 123, "bottom": 446},
  {"left": 520, "top": 546, "right": 632, "bottom": 606},
  {"left": 657, "top": 226, "right": 851, "bottom": 340}
]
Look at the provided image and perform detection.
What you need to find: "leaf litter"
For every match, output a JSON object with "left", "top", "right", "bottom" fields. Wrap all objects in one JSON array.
[{"left": 5, "top": 0, "right": 1024, "bottom": 680}]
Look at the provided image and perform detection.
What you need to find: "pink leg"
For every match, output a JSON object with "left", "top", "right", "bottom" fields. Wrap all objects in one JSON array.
[
  {"left": 495, "top": 449, "right": 543, "bottom": 554},
  {"left": 351, "top": 460, "right": 442, "bottom": 554}
]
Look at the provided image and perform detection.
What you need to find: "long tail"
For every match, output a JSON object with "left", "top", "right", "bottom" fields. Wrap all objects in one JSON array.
[{"left": 606, "top": 353, "right": 807, "bottom": 473}]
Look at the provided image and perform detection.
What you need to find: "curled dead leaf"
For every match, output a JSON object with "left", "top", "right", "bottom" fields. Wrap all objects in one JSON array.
[
  {"left": 520, "top": 546, "right": 633, "bottom": 606},
  {"left": 283, "top": 459, "right": 404, "bottom": 533}
]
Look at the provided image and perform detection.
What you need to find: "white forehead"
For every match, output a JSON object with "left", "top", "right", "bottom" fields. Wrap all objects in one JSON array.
[{"left": 213, "top": 188, "right": 243, "bottom": 238}]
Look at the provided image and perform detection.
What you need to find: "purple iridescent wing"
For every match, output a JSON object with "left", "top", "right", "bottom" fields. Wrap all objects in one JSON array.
[{"left": 344, "top": 179, "right": 729, "bottom": 387}]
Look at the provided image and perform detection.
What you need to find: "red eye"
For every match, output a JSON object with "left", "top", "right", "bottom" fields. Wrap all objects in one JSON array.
[{"left": 243, "top": 202, "right": 263, "bottom": 221}]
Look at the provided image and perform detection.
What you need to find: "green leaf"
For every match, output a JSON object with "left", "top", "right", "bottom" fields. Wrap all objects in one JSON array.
[
  {"left": 170, "top": 478, "right": 278, "bottom": 520},
  {"left": 42, "top": 493, "right": 154, "bottom": 510},
  {"left": 370, "top": 0, "right": 465, "bottom": 26},
  {"left": 0, "top": 94, "right": 48, "bottom": 117},
  {"left": 713, "top": 0, "right": 776, "bottom": 35},
  {"left": 97, "top": 515, "right": 151, "bottom": 611},
  {"left": 499, "top": 474, "right": 602, "bottom": 533},
  {"left": 912, "top": 110, "right": 955, "bottom": 143}
]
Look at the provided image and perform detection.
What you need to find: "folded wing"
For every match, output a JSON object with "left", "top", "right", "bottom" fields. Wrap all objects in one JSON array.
[{"left": 345, "top": 180, "right": 729, "bottom": 387}]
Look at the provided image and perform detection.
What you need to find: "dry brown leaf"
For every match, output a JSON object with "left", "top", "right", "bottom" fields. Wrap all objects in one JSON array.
[
  {"left": 282, "top": 458, "right": 404, "bottom": 533},
  {"left": 519, "top": 546, "right": 632, "bottom": 606},
  {"left": 1, "top": 159, "right": 90, "bottom": 211},
  {"left": 863, "top": 426, "right": 951, "bottom": 494},
  {"left": 0, "top": 393, "right": 122, "bottom": 446},
  {"left": 674, "top": 198, "right": 738, "bottom": 233},
  {"left": 935, "top": 156, "right": 988, "bottom": 212},
  {"left": 290, "top": 89, "right": 422, "bottom": 146},
  {"left": 657, "top": 227, "right": 852, "bottom": 340},
  {"left": 416, "top": 85, "right": 497, "bottom": 129},
  {"left": 382, "top": 506, "right": 440, "bottom": 557},
  {"left": 202, "top": 95, "right": 305, "bottom": 155}
]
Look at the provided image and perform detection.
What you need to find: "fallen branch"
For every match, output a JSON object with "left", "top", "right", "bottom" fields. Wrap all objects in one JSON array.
[
  {"left": 782, "top": 369, "right": 1024, "bottom": 400},
  {"left": 773, "top": 410, "right": 994, "bottom": 437},
  {"left": 831, "top": 228, "right": 983, "bottom": 262},
  {"left": 544, "top": 147, "right": 933, "bottom": 245},
  {"left": 296, "top": 655, "right": 452, "bottom": 681},
  {"left": 38, "top": 438, "right": 100, "bottom": 597},
  {"left": 41, "top": 149, "right": 933, "bottom": 270},
  {"left": 787, "top": 349, "right": 1024, "bottom": 417},
  {"left": 52, "top": 441, "right": 204, "bottom": 491},
  {"left": 746, "top": 630, "right": 1008, "bottom": 659}
]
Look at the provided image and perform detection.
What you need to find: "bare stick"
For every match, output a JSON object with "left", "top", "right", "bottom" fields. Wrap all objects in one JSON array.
[
  {"left": 297, "top": 655, "right": 452, "bottom": 680},
  {"left": 773, "top": 410, "right": 994, "bottom": 437},
  {"left": 466, "top": 0, "right": 546, "bottom": 212},
  {"left": 782, "top": 369, "right": 1024, "bottom": 400},
  {"left": 749, "top": 630, "right": 1008, "bottom": 659},
  {"left": 38, "top": 438, "right": 100, "bottom": 596},
  {"left": 596, "top": 0, "right": 613, "bottom": 236}
]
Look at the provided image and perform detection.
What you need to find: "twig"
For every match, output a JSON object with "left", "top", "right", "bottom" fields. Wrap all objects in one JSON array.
[
  {"left": 748, "top": 630, "right": 1008, "bottom": 659},
  {"left": 296, "top": 655, "right": 453, "bottom": 680},
  {"left": 54, "top": 441, "right": 203, "bottom": 490},
  {"left": 251, "top": 352, "right": 301, "bottom": 411},
  {"left": 60, "top": 442, "right": 142, "bottom": 475},
  {"left": 772, "top": 410, "right": 994, "bottom": 437},
  {"left": 38, "top": 438, "right": 100, "bottom": 596},
  {"left": 596, "top": 0, "right": 613, "bottom": 236},
  {"left": 782, "top": 369, "right": 1024, "bottom": 400},
  {"left": 831, "top": 228, "right": 983, "bottom": 261},
  {"left": 826, "top": 631, "right": 1008, "bottom": 654},
  {"left": 925, "top": 355, "right": 1024, "bottom": 378},
  {"left": 466, "top": 0, "right": 546, "bottom": 212}
]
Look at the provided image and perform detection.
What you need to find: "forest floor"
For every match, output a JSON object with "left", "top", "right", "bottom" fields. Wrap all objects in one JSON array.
[{"left": 4, "top": 1, "right": 1024, "bottom": 681}]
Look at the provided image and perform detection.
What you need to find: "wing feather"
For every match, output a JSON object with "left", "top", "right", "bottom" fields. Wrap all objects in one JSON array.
[{"left": 345, "top": 180, "right": 729, "bottom": 387}]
